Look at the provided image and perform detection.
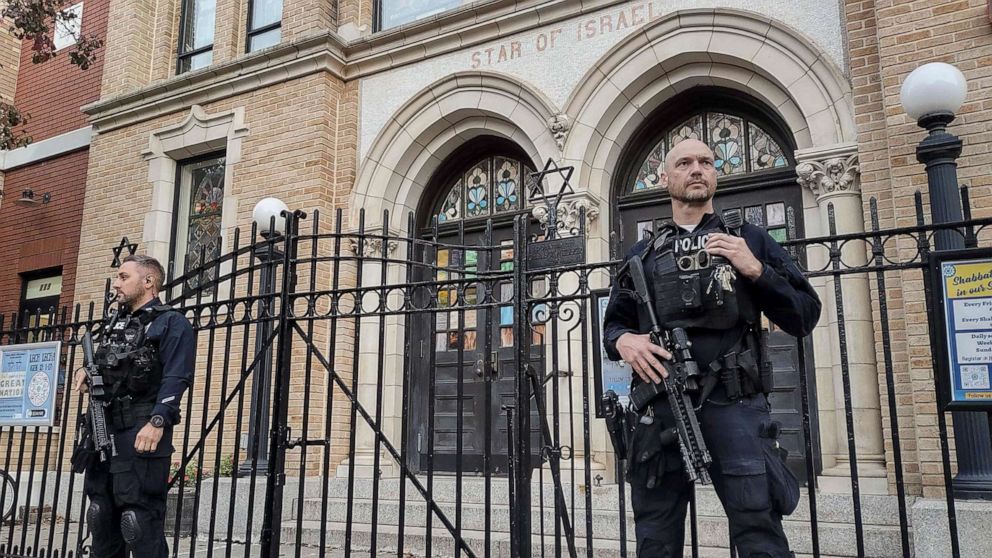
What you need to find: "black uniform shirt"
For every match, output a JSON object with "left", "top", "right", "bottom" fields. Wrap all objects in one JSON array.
[
  {"left": 603, "top": 213, "right": 821, "bottom": 368},
  {"left": 134, "top": 298, "right": 195, "bottom": 427}
]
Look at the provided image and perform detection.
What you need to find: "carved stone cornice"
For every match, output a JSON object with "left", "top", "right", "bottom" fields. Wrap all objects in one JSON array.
[
  {"left": 547, "top": 113, "right": 571, "bottom": 153},
  {"left": 348, "top": 237, "right": 399, "bottom": 258},
  {"left": 795, "top": 144, "right": 861, "bottom": 200},
  {"left": 530, "top": 194, "right": 600, "bottom": 236}
]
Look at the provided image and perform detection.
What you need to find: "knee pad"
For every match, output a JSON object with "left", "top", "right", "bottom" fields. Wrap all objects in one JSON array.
[
  {"left": 86, "top": 501, "right": 111, "bottom": 536},
  {"left": 120, "top": 510, "right": 143, "bottom": 545}
]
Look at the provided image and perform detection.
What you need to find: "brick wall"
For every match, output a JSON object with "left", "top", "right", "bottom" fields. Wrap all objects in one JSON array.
[
  {"left": 12, "top": 0, "right": 109, "bottom": 142},
  {"left": 846, "top": 0, "right": 992, "bottom": 497},
  {"left": 0, "top": 149, "right": 89, "bottom": 317},
  {"left": 72, "top": 72, "right": 357, "bottom": 474},
  {"left": 0, "top": 23, "right": 22, "bottom": 103},
  {"left": 105, "top": 0, "right": 340, "bottom": 99},
  {"left": 99, "top": 0, "right": 156, "bottom": 98},
  {"left": 337, "top": 0, "right": 372, "bottom": 30}
]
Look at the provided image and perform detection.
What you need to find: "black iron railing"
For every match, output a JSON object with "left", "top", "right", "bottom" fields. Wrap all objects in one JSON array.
[{"left": 0, "top": 184, "right": 989, "bottom": 558}]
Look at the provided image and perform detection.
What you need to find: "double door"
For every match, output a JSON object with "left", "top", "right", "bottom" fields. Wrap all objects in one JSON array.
[{"left": 408, "top": 229, "right": 543, "bottom": 475}]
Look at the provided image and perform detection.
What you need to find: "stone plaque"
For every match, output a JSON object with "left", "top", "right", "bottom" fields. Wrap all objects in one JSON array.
[{"left": 526, "top": 236, "right": 585, "bottom": 271}]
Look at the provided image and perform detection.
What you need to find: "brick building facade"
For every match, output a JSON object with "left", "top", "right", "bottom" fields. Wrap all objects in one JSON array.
[
  {"left": 2, "top": 0, "right": 990, "bottom": 555},
  {"left": 0, "top": 0, "right": 109, "bottom": 320},
  {"left": 844, "top": 0, "right": 992, "bottom": 503}
]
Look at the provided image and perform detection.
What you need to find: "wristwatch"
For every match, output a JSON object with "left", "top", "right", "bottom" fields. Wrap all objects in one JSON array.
[{"left": 149, "top": 415, "right": 166, "bottom": 428}]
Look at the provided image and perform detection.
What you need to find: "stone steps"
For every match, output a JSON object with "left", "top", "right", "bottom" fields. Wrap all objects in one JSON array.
[
  {"left": 280, "top": 520, "right": 872, "bottom": 558},
  {"left": 281, "top": 477, "right": 911, "bottom": 557},
  {"left": 308, "top": 476, "right": 909, "bottom": 525}
]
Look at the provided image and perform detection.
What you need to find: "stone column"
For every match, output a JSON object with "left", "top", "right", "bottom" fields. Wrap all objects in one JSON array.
[
  {"left": 796, "top": 144, "right": 887, "bottom": 493},
  {"left": 335, "top": 231, "right": 403, "bottom": 478}
]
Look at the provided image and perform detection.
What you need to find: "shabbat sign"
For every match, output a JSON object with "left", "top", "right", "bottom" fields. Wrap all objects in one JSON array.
[
  {"left": 935, "top": 252, "right": 992, "bottom": 409},
  {"left": 0, "top": 341, "right": 61, "bottom": 426}
]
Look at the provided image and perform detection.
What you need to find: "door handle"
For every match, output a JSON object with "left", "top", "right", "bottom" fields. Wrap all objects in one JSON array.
[{"left": 475, "top": 352, "right": 500, "bottom": 379}]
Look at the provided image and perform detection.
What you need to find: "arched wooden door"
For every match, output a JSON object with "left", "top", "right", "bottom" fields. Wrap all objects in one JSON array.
[{"left": 406, "top": 139, "right": 544, "bottom": 475}]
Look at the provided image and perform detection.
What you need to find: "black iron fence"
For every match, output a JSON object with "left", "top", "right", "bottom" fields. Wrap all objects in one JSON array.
[{"left": 0, "top": 185, "right": 990, "bottom": 558}]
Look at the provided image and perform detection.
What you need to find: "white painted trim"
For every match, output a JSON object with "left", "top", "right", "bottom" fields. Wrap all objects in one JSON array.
[
  {"left": 141, "top": 105, "right": 247, "bottom": 301},
  {"left": 0, "top": 126, "right": 93, "bottom": 170}
]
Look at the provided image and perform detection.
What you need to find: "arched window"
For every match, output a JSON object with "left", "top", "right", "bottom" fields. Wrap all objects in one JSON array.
[
  {"left": 431, "top": 155, "right": 536, "bottom": 226},
  {"left": 615, "top": 88, "right": 799, "bottom": 249},
  {"left": 631, "top": 111, "right": 789, "bottom": 192}
]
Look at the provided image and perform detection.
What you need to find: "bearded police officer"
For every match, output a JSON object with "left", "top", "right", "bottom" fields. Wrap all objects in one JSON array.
[
  {"left": 73, "top": 255, "right": 194, "bottom": 558},
  {"left": 603, "top": 139, "right": 821, "bottom": 557}
]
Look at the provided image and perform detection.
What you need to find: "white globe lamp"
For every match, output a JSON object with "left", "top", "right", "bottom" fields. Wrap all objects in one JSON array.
[
  {"left": 899, "top": 62, "right": 967, "bottom": 129},
  {"left": 252, "top": 197, "right": 289, "bottom": 237}
]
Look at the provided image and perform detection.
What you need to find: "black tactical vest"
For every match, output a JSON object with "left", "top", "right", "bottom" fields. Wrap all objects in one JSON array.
[
  {"left": 93, "top": 306, "right": 171, "bottom": 405},
  {"left": 650, "top": 217, "right": 758, "bottom": 331}
]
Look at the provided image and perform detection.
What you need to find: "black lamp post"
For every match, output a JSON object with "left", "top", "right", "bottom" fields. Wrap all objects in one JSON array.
[
  {"left": 239, "top": 197, "right": 289, "bottom": 477},
  {"left": 901, "top": 62, "right": 992, "bottom": 498}
]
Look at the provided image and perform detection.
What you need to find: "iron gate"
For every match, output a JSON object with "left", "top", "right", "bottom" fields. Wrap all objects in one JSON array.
[{"left": 0, "top": 181, "right": 990, "bottom": 558}]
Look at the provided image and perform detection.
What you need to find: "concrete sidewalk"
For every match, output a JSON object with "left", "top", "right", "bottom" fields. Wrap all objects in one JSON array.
[{"left": 0, "top": 522, "right": 402, "bottom": 557}]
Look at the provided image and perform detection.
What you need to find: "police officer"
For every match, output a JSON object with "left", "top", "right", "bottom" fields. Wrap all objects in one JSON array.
[
  {"left": 73, "top": 254, "right": 194, "bottom": 558},
  {"left": 603, "top": 139, "right": 821, "bottom": 557}
]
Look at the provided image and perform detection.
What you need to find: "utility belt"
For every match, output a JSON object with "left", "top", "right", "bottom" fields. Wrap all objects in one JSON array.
[
  {"left": 706, "top": 329, "right": 773, "bottom": 400},
  {"left": 106, "top": 397, "right": 156, "bottom": 431}
]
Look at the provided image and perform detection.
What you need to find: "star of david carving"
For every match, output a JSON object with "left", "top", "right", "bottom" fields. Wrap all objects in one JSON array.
[
  {"left": 111, "top": 237, "right": 138, "bottom": 268},
  {"left": 527, "top": 158, "right": 575, "bottom": 204}
]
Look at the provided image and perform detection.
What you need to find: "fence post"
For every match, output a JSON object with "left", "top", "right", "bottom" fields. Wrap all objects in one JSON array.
[
  {"left": 260, "top": 209, "right": 303, "bottom": 558},
  {"left": 512, "top": 215, "right": 533, "bottom": 558}
]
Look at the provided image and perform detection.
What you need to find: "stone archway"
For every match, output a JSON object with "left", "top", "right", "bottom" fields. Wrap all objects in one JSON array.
[
  {"left": 344, "top": 71, "right": 569, "bottom": 477},
  {"left": 352, "top": 71, "right": 564, "bottom": 234}
]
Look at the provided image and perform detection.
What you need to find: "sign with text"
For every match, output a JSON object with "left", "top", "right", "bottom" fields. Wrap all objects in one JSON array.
[
  {"left": 526, "top": 236, "right": 585, "bottom": 271},
  {"left": 591, "top": 290, "right": 631, "bottom": 417},
  {"left": 0, "top": 341, "right": 61, "bottom": 426},
  {"left": 932, "top": 249, "right": 992, "bottom": 410}
]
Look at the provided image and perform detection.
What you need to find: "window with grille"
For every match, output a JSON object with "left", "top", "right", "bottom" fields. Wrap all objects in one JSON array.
[{"left": 171, "top": 155, "right": 226, "bottom": 295}]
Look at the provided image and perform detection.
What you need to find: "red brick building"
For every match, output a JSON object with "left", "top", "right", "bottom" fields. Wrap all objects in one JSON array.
[{"left": 0, "top": 0, "right": 109, "bottom": 325}]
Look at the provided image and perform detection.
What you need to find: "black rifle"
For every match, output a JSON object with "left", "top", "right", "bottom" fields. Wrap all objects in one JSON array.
[
  {"left": 79, "top": 332, "right": 116, "bottom": 463},
  {"left": 624, "top": 256, "right": 712, "bottom": 484}
]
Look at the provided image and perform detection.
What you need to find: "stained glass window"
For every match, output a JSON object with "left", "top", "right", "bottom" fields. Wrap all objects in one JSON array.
[
  {"left": 749, "top": 123, "right": 788, "bottom": 170},
  {"left": 667, "top": 115, "right": 703, "bottom": 149},
  {"left": 438, "top": 179, "right": 462, "bottom": 223},
  {"left": 634, "top": 139, "right": 665, "bottom": 192},
  {"left": 708, "top": 113, "right": 745, "bottom": 176},
  {"left": 630, "top": 111, "right": 789, "bottom": 192},
  {"left": 173, "top": 156, "right": 226, "bottom": 295},
  {"left": 465, "top": 160, "right": 490, "bottom": 218},
  {"left": 433, "top": 156, "right": 534, "bottom": 225},
  {"left": 434, "top": 247, "right": 480, "bottom": 353},
  {"left": 493, "top": 157, "right": 521, "bottom": 213}
]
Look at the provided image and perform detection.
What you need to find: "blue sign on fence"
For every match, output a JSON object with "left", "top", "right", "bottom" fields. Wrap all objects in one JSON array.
[
  {"left": 0, "top": 341, "right": 61, "bottom": 426},
  {"left": 591, "top": 290, "right": 631, "bottom": 416},
  {"left": 935, "top": 251, "right": 992, "bottom": 410}
]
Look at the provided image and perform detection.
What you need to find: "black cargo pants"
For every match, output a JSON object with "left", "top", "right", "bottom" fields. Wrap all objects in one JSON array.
[
  {"left": 83, "top": 425, "right": 171, "bottom": 558},
  {"left": 628, "top": 393, "right": 794, "bottom": 558}
]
